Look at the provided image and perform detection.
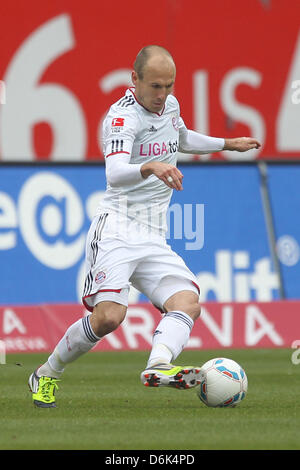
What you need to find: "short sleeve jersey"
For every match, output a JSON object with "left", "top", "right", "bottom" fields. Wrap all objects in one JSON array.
[{"left": 99, "top": 87, "right": 184, "bottom": 235}]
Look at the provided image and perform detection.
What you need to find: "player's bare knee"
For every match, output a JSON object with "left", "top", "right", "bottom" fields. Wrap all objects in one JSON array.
[
  {"left": 185, "top": 302, "right": 201, "bottom": 321},
  {"left": 93, "top": 312, "right": 124, "bottom": 337},
  {"left": 90, "top": 302, "right": 127, "bottom": 337},
  {"left": 194, "top": 302, "right": 201, "bottom": 320},
  {"left": 164, "top": 290, "right": 201, "bottom": 321},
  {"left": 100, "top": 316, "right": 122, "bottom": 335},
  {"left": 175, "top": 300, "right": 201, "bottom": 321}
]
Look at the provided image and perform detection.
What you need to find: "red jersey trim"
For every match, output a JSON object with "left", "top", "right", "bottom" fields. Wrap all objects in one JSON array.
[
  {"left": 128, "top": 87, "right": 165, "bottom": 116},
  {"left": 105, "top": 151, "right": 130, "bottom": 158},
  {"left": 191, "top": 281, "right": 200, "bottom": 295},
  {"left": 82, "top": 289, "right": 123, "bottom": 312}
]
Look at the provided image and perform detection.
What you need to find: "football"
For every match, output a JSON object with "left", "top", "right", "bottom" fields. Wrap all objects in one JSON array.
[{"left": 196, "top": 358, "right": 248, "bottom": 407}]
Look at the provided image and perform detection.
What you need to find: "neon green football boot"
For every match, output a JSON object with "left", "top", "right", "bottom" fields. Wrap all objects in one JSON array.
[
  {"left": 28, "top": 370, "right": 60, "bottom": 408},
  {"left": 140, "top": 363, "right": 201, "bottom": 389}
]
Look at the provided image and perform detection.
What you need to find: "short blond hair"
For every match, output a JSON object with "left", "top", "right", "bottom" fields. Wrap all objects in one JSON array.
[{"left": 133, "top": 45, "right": 175, "bottom": 80}]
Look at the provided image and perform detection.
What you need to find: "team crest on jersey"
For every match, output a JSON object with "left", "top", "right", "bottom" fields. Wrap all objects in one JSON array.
[
  {"left": 172, "top": 116, "right": 179, "bottom": 131},
  {"left": 95, "top": 271, "right": 106, "bottom": 284}
]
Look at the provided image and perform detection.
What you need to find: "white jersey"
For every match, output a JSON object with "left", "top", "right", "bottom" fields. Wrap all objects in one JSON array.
[{"left": 99, "top": 87, "right": 184, "bottom": 236}]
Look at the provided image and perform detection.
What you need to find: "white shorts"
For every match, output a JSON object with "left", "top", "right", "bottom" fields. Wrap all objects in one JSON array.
[{"left": 82, "top": 212, "right": 200, "bottom": 313}]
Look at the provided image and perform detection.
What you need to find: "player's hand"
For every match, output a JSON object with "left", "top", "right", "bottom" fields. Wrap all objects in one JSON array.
[
  {"left": 141, "top": 161, "right": 183, "bottom": 190},
  {"left": 224, "top": 137, "right": 261, "bottom": 152}
]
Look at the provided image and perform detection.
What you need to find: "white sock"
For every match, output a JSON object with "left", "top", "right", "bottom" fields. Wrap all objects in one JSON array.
[
  {"left": 147, "top": 311, "right": 194, "bottom": 368},
  {"left": 38, "top": 315, "right": 100, "bottom": 378}
]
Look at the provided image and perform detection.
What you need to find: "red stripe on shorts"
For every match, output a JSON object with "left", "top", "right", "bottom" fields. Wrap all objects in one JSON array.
[{"left": 82, "top": 289, "right": 122, "bottom": 312}]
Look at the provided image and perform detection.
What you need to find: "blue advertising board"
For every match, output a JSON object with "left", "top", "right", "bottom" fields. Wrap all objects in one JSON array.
[
  {"left": 169, "top": 165, "right": 280, "bottom": 302},
  {"left": 267, "top": 165, "right": 300, "bottom": 299},
  {"left": 0, "top": 163, "right": 297, "bottom": 306}
]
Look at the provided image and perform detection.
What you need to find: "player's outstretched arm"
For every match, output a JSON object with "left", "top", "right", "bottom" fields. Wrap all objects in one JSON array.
[
  {"left": 223, "top": 137, "right": 261, "bottom": 152},
  {"left": 178, "top": 122, "right": 261, "bottom": 155}
]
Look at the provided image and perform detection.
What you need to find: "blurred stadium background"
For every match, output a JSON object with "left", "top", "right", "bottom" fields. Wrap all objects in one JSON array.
[{"left": 0, "top": 0, "right": 300, "bottom": 358}]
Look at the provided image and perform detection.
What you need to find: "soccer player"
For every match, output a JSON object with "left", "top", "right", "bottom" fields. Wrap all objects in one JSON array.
[{"left": 28, "top": 45, "right": 260, "bottom": 407}]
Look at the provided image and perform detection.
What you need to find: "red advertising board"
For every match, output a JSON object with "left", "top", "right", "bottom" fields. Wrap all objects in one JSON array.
[
  {"left": 0, "top": 301, "right": 299, "bottom": 353},
  {"left": 0, "top": 0, "right": 300, "bottom": 161}
]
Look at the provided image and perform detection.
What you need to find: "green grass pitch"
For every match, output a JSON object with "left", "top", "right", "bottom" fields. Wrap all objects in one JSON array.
[{"left": 0, "top": 348, "right": 299, "bottom": 450}]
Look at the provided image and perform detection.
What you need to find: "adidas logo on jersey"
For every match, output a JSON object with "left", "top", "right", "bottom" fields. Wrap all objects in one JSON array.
[{"left": 148, "top": 125, "right": 157, "bottom": 133}]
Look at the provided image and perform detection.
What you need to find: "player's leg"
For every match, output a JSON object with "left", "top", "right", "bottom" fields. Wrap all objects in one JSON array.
[
  {"left": 132, "top": 248, "right": 201, "bottom": 372},
  {"left": 40, "top": 300, "right": 127, "bottom": 377},
  {"left": 132, "top": 250, "right": 201, "bottom": 388},
  {"left": 28, "top": 299, "right": 127, "bottom": 407},
  {"left": 29, "top": 212, "right": 134, "bottom": 407},
  {"left": 147, "top": 289, "right": 201, "bottom": 368},
  {"left": 140, "top": 284, "right": 202, "bottom": 389},
  {"left": 132, "top": 242, "right": 202, "bottom": 390}
]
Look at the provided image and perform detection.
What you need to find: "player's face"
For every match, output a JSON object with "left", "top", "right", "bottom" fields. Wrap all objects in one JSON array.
[{"left": 132, "top": 57, "right": 176, "bottom": 113}]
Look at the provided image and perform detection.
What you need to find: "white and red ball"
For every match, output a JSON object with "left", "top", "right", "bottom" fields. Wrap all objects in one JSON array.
[{"left": 197, "top": 357, "right": 248, "bottom": 407}]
